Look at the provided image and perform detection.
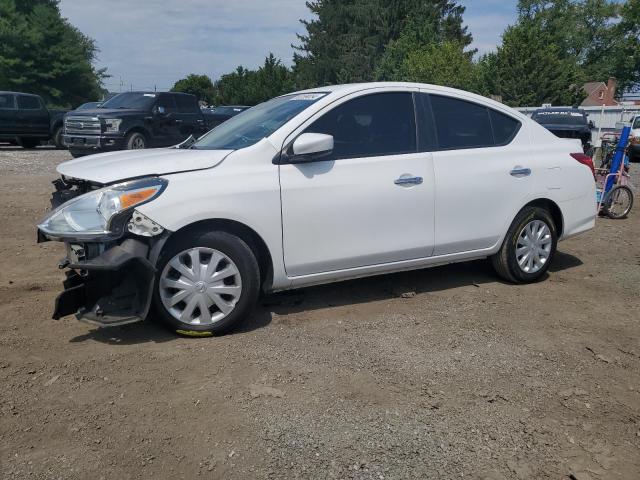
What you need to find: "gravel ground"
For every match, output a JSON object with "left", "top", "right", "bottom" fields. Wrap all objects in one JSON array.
[{"left": 1, "top": 146, "right": 639, "bottom": 480}]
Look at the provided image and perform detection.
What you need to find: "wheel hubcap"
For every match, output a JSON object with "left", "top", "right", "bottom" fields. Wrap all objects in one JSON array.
[
  {"left": 159, "top": 247, "right": 242, "bottom": 325},
  {"left": 132, "top": 137, "right": 144, "bottom": 149},
  {"left": 516, "top": 220, "right": 552, "bottom": 274}
]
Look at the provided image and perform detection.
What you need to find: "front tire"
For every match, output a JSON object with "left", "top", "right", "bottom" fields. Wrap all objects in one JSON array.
[
  {"left": 152, "top": 231, "right": 260, "bottom": 335},
  {"left": 491, "top": 206, "right": 558, "bottom": 283},
  {"left": 52, "top": 126, "right": 64, "bottom": 149},
  {"left": 125, "top": 131, "right": 146, "bottom": 150}
]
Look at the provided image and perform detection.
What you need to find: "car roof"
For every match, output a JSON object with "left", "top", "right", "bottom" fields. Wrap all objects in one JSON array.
[
  {"left": 533, "top": 108, "right": 586, "bottom": 114},
  {"left": 287, "top": 81, "right": 529, "bottom": 121},
  {"left": 0, "top": 91, "right": 40, "bottom": 97}
]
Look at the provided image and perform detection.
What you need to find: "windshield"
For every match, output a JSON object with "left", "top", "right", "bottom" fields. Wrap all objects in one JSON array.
[
  {"left": 194, "top": 93, "right": 327, "bottom": 150},
  {"left": 633, "top": 117, "right": 640, "bottom": 129},
  {"left": 533, "top": 111, "right": 587, "bottom": 126},
  {"left": 100, "top": 92, "right": 157, "bottom": 110},
  {"left": 77, "top": 102, "right": 101, "bottom": 110}
]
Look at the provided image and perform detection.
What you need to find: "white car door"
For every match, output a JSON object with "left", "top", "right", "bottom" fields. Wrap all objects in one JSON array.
[
  {"left": 279, "top": 91, "right": 436, "bottom": 277},
  {"left": 418, "top": 92, "right": 534, "bottom": 255}
]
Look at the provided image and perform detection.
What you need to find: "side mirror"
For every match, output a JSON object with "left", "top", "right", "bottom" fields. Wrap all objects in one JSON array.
[
  {"left": 589, "top": 121, "right": 595, "bottom": 129},
  {"left": 287, "top": 133, "right": 334, "bottom": 163}
]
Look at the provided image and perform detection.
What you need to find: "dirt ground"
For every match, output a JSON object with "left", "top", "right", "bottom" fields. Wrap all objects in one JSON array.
[{"left": 0, "top": 146, "right": 638, "bottom": 480}]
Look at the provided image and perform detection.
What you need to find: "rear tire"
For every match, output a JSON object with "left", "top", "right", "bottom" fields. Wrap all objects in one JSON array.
[
  {"left": 152, "top": 231, "right": 260, "bottom": 336},
  {"left": 19, "top": 138, "right": 39, "bottom": 149},
  {"left": 491, "top": 206, "right": 558, "bottom": 284},
  {"left": 125, "top": 131, "right": 146, "bottom": 150}
]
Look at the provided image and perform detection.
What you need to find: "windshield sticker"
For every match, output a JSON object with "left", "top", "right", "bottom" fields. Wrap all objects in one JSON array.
[
  {"left": 143, "top": 94, "right": 157, "bottom": 97},
  {"left": 290, "top": 93, "right": 327, "bottom": 101},
  {"left": 536, "top": 111, "right": 583, "bottom": 117}
]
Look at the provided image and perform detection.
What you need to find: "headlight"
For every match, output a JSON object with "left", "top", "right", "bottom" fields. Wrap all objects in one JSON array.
[
  {"left": 38, "top": 178, "right": 167, "bottom": 238},
  {"left": 102, "top": 118, "right": 122, "bottom": 133}
]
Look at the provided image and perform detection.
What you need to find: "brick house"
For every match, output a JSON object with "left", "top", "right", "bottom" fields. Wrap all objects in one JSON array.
[{"left": 581, "top": 77, "right": 619, "bottom": 106}]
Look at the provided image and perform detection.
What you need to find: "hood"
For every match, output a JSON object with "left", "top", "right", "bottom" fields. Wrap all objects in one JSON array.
[
  {"left": 57, "top": 148, "right": 233, "bottom": 184},
  {"left": 66, "top": 108, "right": 148, "bottom": 117}
]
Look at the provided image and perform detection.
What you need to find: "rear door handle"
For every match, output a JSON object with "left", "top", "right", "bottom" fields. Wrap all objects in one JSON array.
[
  {"left": 394, "top": 175, "right": 423, "bottom": 186},
  {"left": 510, "top": 167, "right": 531, "bottom": 177}
]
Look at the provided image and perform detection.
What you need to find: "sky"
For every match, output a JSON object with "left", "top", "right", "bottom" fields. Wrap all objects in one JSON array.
[{"left": 58, "top": 0, "right": 519, "bottom": 93}]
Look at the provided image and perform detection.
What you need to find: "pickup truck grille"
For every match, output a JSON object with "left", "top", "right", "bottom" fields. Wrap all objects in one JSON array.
[{"left": 65, "top": 116, "right": 101, "bottom": 135}]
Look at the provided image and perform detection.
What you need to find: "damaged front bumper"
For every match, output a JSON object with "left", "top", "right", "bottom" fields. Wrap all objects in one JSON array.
[{"left": 51, "top": 238, "right": 157, "bottom": 327}]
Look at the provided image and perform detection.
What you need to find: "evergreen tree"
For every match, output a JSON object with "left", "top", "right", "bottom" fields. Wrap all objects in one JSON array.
[
  {"left": 476, "top": 20, "right": 585, "bottom": 106},
  {"left": 0, "top": 0, "right": 106, "bottom": 107},
  {"left": 293, "top": 0, "right": 472, "bottom": 87}
]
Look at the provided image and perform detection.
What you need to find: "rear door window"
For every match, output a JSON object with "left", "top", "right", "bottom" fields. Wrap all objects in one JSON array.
[
  {"left": 17, "top": 95, "right": 42, "bottom": 110},
  {"left": 430, "top": 95, "right": 493, "bottom": 150},
  {"left": 427, "top": 95, "right": 521, "bottom": 150},
  {"left": 175, "top": 95, "right": 198, "bottom": 113},
  {"left": 303, "top": 92, "right": 417, "bottom": 160}
]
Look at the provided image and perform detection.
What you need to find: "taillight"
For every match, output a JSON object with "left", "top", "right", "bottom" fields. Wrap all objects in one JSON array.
[{"left": 570, "top": 152, "right": 595, "bottom": 178}]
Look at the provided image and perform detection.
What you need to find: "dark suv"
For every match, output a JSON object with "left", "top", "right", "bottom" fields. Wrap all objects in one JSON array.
[
  {"left": 63, "top": 91, "right": 215, "bottom": 157},
  {"left": 531, "top": 108, "right": 594, "bottom": 152},
  {"left": 0, "top": 91, "right": 67, "bottom": 148}
]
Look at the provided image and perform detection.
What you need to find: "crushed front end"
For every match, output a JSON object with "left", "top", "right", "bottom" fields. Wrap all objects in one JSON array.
[{"left": 37, "top": 176, "right": 169, "bottom": 327}]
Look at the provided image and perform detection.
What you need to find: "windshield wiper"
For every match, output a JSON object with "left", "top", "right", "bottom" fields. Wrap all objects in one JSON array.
[{"left": 176, "top": 135, "right": 197, "bottom": 149}]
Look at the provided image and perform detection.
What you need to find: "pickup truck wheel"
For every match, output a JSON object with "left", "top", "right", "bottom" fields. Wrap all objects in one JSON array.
[
  {"left": 52, "top": 126, "right": 64, "bottom": 149},
  {"left": 153, "top": 231, "right": 260, "bottom": 336},
  {"left": 491, "top": 206, "right": 558, "bottom": 284},
  {"left": 125, "top": 131, "right": 146, "bottom": 150},
  {"left": 19, "top": 138, "right": 39, "bottom": 149}
]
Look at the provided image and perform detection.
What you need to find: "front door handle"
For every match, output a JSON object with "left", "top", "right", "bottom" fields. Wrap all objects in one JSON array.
[
  {"left": 394, "top": 175, "right": 423, "bottom": 186},
  {"left": 510, "top": 167, "right": 531, "bottom": 177}
]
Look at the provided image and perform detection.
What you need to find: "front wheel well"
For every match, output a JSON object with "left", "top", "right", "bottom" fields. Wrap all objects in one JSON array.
[
  {"left": 125, "top": 127, "right": 149, "bottom": 139},
  {"left": 522, "top": 199, "right": 564, "bottom": 237},
  {"left": 162, "top": 219, "right": 273, "bottom": 291}
]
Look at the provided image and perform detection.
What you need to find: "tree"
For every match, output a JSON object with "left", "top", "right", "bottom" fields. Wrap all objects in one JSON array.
[
  {"left": 376, "top": 18, "right": 475, "bottom": 90},
  {"left": 172, "top": 74, "right": 215, "bottom": 105},
  {"left": 476, "top": 20, "right": 585, "bottom": 106},
  {"left": 608, "top": 0, "right": 640, "bottom": 93},
  {"left": 293, "top": 0, "right": 472, "bottom": 87},
  {"left": 0, "top": 0, "right": 106, "bottom": 107},
  {"left": 213, "top": 54, "right": 294, "bottom": 105},
  {"left": 513, "top": 0, "right": 640, "bottom": 95}
]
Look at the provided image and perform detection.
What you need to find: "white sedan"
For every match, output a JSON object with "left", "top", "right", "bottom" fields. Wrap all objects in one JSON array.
[{"left": 38, "top": 82, "right": 596, "bottom": 335}]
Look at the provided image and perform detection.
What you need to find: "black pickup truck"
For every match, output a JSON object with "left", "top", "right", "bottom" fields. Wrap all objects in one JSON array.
[
  {"left": 63, "top": 91, "right": 216, "bottom": 157},
  {"left": 531, "top": 108, "right": 594, "bottom": 152},
  {"left": 0, "top": 91, "right": 67, "bottom": 148}
]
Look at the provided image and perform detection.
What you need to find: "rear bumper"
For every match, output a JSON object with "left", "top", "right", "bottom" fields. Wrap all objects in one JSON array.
[
  {"left": 62, "top": 134, "right": 126, "bottom": 152},
  {"left": 51, "top": 239, "right": 156, "bottom": 327}
]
